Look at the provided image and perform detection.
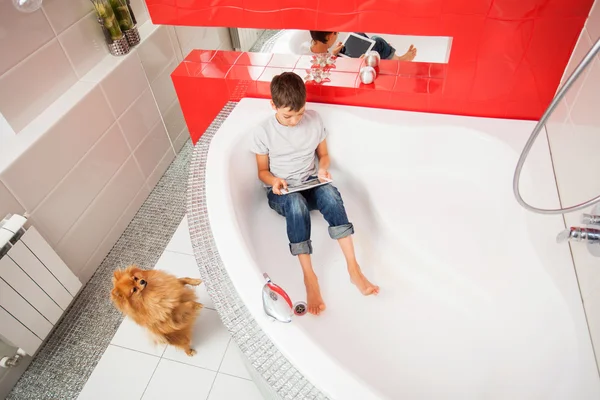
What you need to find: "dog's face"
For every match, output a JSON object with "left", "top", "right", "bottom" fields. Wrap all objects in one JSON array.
[{"left": 111, "top": 265, "right": 148, "bottom": 309}]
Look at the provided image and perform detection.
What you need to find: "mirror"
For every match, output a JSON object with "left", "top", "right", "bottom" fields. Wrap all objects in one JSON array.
[{"left": 234, "top": 29, "right": 452, "bottom": 64}]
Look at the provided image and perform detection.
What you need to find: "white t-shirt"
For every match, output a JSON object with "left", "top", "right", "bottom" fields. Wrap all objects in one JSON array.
[{"left": 249, "top": 110, "right": 328, "bottom": 187}]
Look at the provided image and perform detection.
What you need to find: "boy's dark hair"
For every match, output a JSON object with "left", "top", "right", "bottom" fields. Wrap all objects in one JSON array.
[
  {"left": 270, "top": 72, "right": 306, "bottom": 111},
  {"left": 310, "top": 31, "right": 335, "bottom": 44}
]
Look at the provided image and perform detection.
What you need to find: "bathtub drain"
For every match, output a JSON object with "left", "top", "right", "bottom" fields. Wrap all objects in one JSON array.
[{"left": 293, "top": 302, "right": 308, "bottom": 316}]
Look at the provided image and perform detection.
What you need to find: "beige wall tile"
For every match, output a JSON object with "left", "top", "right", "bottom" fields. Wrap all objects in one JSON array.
[
  {"left": 30, "top": 123, "right": 129, "bottom": 246},
  {"left": 1, "top": 85, "right": 113, "bottom": 211},
  {"left": 56, "top": 155, "right": 145, "bottom": 273},
  {"left": 0, "top": 39, "right": 77, "bottom": 132},
  {"left": 58, "top": 12, "right": 109, "bottom": 78},
  {"left": 133, "top": 121, "right": 172, "bottom": 179},
  {"left": 0, "top": 2, "right": 54, "bottom": 76},
  {"left": 118, "top": 88, "right": 161, "bottom": 151}
]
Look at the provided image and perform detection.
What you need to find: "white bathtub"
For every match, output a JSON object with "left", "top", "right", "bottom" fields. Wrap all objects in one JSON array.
[
  {"left": 205, "top": 98, "right": 600, "bottom": 399},
  {"left": 268, "top": 29, "right": 452, "bottom": 63}
]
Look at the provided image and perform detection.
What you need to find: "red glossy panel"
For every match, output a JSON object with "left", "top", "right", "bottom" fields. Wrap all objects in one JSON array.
[
  {"left": 146, "top": 3, "right": 176, "bottom": 24},
  {"left": 393, "top": 76, "right": 431, "bottom": 94},
  {"left": 197, "top": 62, "right": 232, "bottom": 78},
  {"left": 280, "top": 9, "right": 318, "bottom": 29},
  {"left": 470, "top": 60, "right": 518, "bottom": 101},
  {"left": 173, "top": 75, "right": 228, "bottom": 144},
  {"left": 315, "top": 12, "right": 360, "bottom": 31},
  {"left": 429, "top": 63, "right": 447, "bottom": 79},
  {"left": 243, "top": 9, "right": 284, "bottom": 28},
  {"left": 439, "top": 15, "right": 486, "bottom": 62},
  {"left": 354, "top": 74, "right": 397, "bottom": 91},
  {"left": 478, "top": 19, "right": 535, "bottom": 64},
  {"left": 211, "top": 50, "right": 242, "bottom": 65},
  {"left": 537, "top": 0, "right": 594, "bottom": 17},
  {"left": 527, "top": 17, "right": 584, "bottom": 101},
  {"left": 441, "top": 0, "right": 492, "bottom": 15},
  {"left": 226, "top": 65, "right": 265, "bottom": 81},
  {"left": 279, "top": 0, "right": 319, "bottom": 28},
  {"left": 389, "top": 92, "right": 430, "bottom": 113},
  {"left": 489, "top": 0, "right": 538, "bottom": 19},
  {"left": 394, "top": 0, "right": 444, "bottom": 18},
  {"left": 442, "top": 61, "right": 476, "bottom": 98},
  {"left": 376, "top": 60, "right": 399, "bottom": 75},
  {"left": 398, "top": 62, "right": 434, "bottom": 77},
  {"left": 280, "top": 0, "right": 319, "bottom": 8},
  {"left": 317, "top": 0, "right": 358, "bottom": 14},
  {"left": 185, "top": 49, "right": 217, "bottom": 63},
  {"left": 225, "top": 65, "right": 265, "bottom": 99},
  {"left": 172, "top": 61, "right": 205, "bottom": 77}
]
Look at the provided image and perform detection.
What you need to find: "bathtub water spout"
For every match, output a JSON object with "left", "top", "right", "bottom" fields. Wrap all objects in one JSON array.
[{"left": 262, "top": 273, "right": 294, "bottom": 323}]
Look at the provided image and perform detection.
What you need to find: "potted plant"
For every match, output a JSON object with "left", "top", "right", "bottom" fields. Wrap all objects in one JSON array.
[{"left": 91, "top": 0, "right": 130, "bottom": 56}]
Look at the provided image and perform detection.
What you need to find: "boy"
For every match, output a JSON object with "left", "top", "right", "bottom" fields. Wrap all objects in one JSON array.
[
  {"left": 302, "top": 31, "right": 417, "bottom": 61},
  {"left": 250, "top": 72, "right": 379, "bottom": 316}
]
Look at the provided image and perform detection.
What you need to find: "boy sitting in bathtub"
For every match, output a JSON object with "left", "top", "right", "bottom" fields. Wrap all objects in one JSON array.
[{"left": 250, "top": 72, "right": 379, "bottom": 316}]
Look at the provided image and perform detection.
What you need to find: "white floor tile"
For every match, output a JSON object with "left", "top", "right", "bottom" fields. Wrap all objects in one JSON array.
[
  {"left": 208, "top": 373, "right": 264, "bottom": 400},
  {"left": 154, "top": 249, "right": 215, "bottom": 309},
  {"left": 165, "top": 215, "right": 194, "bottom": 255},
  {"left": 162, "top": 309, "right": 231, "bottom": 371},
  {"left": 110, "top": 317, "right": 167, "bottom": 357},
  {"left": 78, "top": 345, "right": 159, "bottom": 400},
  {"left": 142, "top": 358, "right": 217, "bottom": 400},
  {"left": 219, "top": 341, "right": 252, "bottom": 380}
]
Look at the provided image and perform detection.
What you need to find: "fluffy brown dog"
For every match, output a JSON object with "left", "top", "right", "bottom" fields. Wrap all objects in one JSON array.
[{"left": 111, "top": 265, "right": 203, "bottom": 356}]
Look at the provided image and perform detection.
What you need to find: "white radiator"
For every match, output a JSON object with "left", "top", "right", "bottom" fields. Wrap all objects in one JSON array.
[
  {"left": 229, "top": 28, "right": 264, "bottom": 51},
  {"left": 0, "top": 214, "right": 82, "bottom": 357}
]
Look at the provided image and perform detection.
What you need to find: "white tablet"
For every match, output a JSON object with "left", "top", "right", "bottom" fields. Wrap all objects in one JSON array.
[
  {"left": 339, "top": 33, "right": 376, "bottom": 58},
  {"left": 280, "top": 178, "right": 333, "bottom": 195}
]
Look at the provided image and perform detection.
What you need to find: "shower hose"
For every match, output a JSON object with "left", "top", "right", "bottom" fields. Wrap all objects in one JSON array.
[{"left": 513, "top": 37, "right": 600, "bottom": 214}]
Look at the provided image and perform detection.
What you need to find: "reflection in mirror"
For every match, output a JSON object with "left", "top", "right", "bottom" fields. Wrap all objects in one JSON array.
[{"left": 233, "top": 29, "right": 452, "bottom": 63}]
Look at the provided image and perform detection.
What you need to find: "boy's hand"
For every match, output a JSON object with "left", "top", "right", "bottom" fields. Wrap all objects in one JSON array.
[
  {"left": 272, "top": 178, "right": 288, "bottom": 195},
  {"left": 332, "top": 42, "right": 344, "bottom": 56},
  {"left": 318, "top": 169, "right": 332, "bottom": 183}
]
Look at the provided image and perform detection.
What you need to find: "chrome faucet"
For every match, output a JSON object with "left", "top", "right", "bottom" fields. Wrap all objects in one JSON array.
[{"left": 557, "top": 214, "right": 600, "bottom": 244}]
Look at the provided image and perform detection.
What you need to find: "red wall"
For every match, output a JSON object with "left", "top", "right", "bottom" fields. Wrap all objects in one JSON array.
[{"left": 147, "top": 0, "right": 593, "bottom": 143}]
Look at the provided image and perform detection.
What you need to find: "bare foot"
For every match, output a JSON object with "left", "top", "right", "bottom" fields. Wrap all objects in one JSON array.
[
  {"left": 395, "top": 44, "right": 417, "bottom": 61},
  {"left": 304, "top": 277, "right": 326, "bottom": 315},
  {"left": 349, "top": 265, "right": 379, "bottom": 296},
  {"left": 185, "top": 348, "right": 197, "bottom": 357}
]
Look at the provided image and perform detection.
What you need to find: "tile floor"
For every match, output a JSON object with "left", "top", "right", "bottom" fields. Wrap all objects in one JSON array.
[{"left": 78, "top": 216, "right": 265, "bottom": 400}]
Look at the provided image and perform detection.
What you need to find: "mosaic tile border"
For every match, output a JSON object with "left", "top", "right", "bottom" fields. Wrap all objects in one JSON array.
[
  {"left": 187, "top": 102, "right": 328, "bottom": 400},
  {"left": 7, "top": 141, "right": 194, "bottom": 400}
]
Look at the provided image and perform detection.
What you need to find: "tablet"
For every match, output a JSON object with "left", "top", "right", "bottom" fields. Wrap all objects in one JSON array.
[
  {"left": 339, "top": 33, "right": 376, "bottom": 58},
  {"left": 280, "top": 178, "right": 332, "bottom": 195}
]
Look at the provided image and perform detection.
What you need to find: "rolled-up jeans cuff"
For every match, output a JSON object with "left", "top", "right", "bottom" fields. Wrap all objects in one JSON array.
[
  {"left": 328, "top": 223, "right": 354, "bottom": 240},
  {"left": 289, "top": 240, "right": 313, "bottom": 256}
]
